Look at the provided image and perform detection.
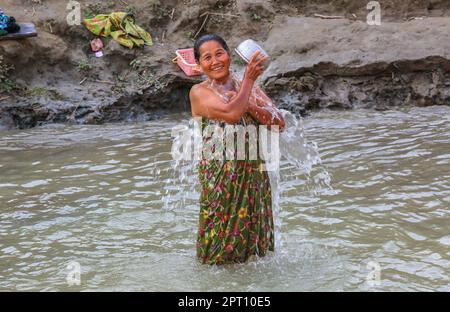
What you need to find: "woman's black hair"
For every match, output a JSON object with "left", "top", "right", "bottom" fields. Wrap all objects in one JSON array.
[{"left": 194, "top": 34, "right": 230, "bottom": 63}]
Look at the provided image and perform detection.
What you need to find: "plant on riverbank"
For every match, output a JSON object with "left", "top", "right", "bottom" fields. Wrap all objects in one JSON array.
[
  {"left": 22, "top": 86, "right": 66, "bottom": 100},
  {"left": 130, "top": 58, "right": 143, "bottom": 71},
  {"left": 128, "top": 58, "right": 164, "bottom": 91},
  {"left": 126, "top": 5, "right": 137, "bottom": 16},
  {"left": 251, "top": 13, "right": 262, "bottom": 21},
  {"left": 135, "top": 70, "right": 165, "bottom": 93},
  {"left": 0, "top": 56, "right": 17, "bottom": 93},
  {"left": 185, "top": 31, "right": 194, "bottom": 40},
  {"left": 149, "top": 0, "right": 172, "bottom": 20},
  {"left": 84, "top": 3, "right": 102, "bottom": 19},
  {"left": 24, "top": 87, "right": 48, "bottom": 97},
  {"left": 76, "top": 59, "right": 92, "bottom": 72}
]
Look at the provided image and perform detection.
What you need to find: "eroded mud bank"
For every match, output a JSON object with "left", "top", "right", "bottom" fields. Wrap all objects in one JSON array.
[{"left": 1, "top": 0, "right": 449, "bottom": 129}]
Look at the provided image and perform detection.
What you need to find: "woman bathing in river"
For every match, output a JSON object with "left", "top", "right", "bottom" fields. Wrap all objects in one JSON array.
[{"left": 189, "top": 34, "right": 285, "bottom": 265}]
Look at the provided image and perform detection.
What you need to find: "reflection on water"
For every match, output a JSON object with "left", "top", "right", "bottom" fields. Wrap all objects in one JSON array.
[{"left": 0, "top": 106, "right": 449, "bottom": 291}]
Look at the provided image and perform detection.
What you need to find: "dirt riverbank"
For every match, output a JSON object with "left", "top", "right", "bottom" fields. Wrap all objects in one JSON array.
[{"left": 0, "top": 0, "right": 449, "bottom": 130}]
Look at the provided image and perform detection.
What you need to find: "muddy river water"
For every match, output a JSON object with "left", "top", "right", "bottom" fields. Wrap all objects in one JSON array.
[{"left": 0, "top": 106, "right": 449, "bottom": 291}]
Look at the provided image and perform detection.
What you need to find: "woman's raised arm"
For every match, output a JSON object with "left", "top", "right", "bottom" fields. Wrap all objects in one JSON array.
[
  {"left": 246, "top": 87, "right": 285, "bottom": 131},
  {"left": 189, "top": 51, "right": 267, "bottom": 124}
]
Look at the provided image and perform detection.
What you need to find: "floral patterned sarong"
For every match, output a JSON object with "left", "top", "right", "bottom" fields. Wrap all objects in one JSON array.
[{"left": 196, "top": 113, "right": 275, "bottom": 265}]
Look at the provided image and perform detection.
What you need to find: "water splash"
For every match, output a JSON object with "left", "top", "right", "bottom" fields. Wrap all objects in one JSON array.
[
  {"left": 164, "top": 108, "right": 333, "bottom": 257},
  {"left": 270, "top": 109, "right": 333, "bottom": 257},
  {"left": 279, "top": 109, "right": 332, "bottom": 194}
]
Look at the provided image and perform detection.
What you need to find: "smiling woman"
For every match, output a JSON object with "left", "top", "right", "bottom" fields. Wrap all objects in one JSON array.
[
  {"left": 194, "top": 35, "right": 231, "bottom": 83},
  {"left": 189, "top": 34, "right": 285, "bottom": 265},
  {"left": 190, "top": 35, "right": 284, "bottom": 127}
]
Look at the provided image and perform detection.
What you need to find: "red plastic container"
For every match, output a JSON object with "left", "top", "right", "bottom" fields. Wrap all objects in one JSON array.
[{"left": 173, "top": 48, "right": 202, "bottom": 76}]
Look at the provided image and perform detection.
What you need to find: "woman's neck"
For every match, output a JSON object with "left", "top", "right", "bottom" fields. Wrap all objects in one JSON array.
[{"left": 208, "top": 75, "right": 235, "bottom": 92}]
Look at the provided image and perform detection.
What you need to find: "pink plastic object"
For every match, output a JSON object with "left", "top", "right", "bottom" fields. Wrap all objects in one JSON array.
[
  {"left": 90, "top": 38, "right": 103, "bottom": 52},
  {"left": 173, "top": 48, "right": 202, "bottom": 76}
]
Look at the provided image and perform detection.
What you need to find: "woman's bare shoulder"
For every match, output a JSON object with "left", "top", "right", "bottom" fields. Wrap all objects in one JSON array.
[
  {"left": 190, "top": 82, "right": 211, "bottom": 117},
  {"left": 190, "top": 81, "right": 209, "bottom": 96}
]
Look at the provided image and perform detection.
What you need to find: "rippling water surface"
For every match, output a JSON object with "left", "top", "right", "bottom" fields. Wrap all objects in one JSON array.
[{"left": 0, "top": 106, "right": 449, "bottom": 291}]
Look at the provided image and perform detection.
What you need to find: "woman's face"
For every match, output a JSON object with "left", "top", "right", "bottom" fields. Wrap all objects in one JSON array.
[{"left": 198, "top": 40, "right": 231, "bottom": 81}]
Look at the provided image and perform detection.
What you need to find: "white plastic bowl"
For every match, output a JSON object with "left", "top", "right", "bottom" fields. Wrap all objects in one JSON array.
[{"left": 235, "top": 39, "right": 269, "bottom": 64}]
